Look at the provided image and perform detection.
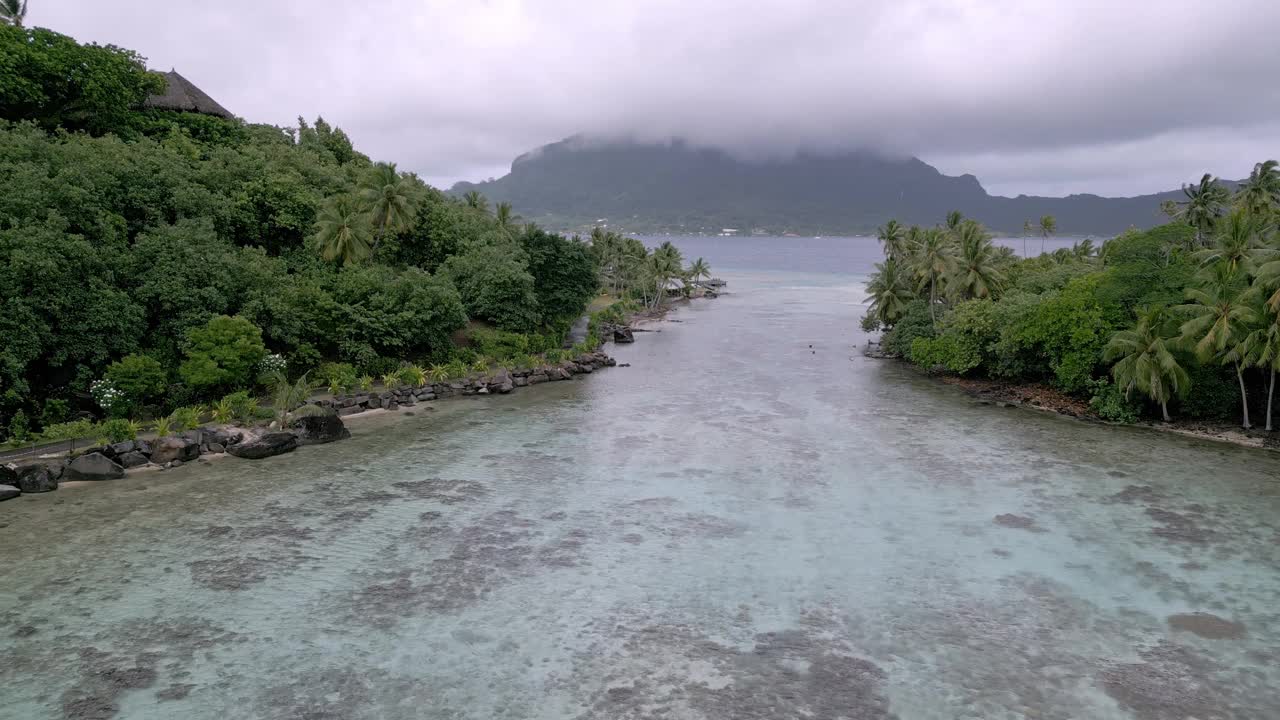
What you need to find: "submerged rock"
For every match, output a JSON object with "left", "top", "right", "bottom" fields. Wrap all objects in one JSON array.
[
  {"left": 0, "top": 484, "right": 19, "bottom": 501},
  {"left": 227, "top": 432, "right": 298, "bottom": 460},
  {"left": 14, "top": 464, "right": 58, "bottom": 493},
  {"left": 613, "top": 326, "right": 635, "bottom": 343},
  {"left": 289, "top": 415, "right": 351, "bottom": 445},
  {"left": 0, "top": 464, "right": 14, "bottom": 486},
  {"left": 64, "top": 452, "right": 125, "bottom": 481}
]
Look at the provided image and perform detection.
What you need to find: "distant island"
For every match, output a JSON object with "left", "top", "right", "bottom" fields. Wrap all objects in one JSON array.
[{"left": 452, "top": 136, "right": 1218, "bottom": 237}]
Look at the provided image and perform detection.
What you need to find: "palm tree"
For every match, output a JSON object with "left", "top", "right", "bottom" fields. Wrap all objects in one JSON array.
[
  {"left": 1179, "top": 266, "right": 1259, "bottom": 428},
  {"left": 949, "top": 220, "right": 1004, "bottom": 301},
  {"left": 1235, "top": 159, "right": 1280, "bottom": 219},
  {"left": 914, "top": 227, "right": 955, "bottom": 325},
  {"left": 1192, "top": 208, "right": 1263, "bottom": 275},
  {"left": 1072, "top": 238, "right": 1097, "bottom": 260},
  {"left": 266, "top": 371, "right": 327, "bottom": 428},
  {"left": 494, "top": 202, "right": 520, "bottom": 238},
  {"left": 1159, "top": 200, "right": 1179, "bottom": 218},
  {"left": 876, "top": 219, "right": 907, "bottom": 261},
  {"left": 1021, "top": 219, "right": 1033, "bottom": 258},
  {"left": 314, "top": 194, "right": 373, "bottom": 266},
  {"left": 358, "top": 163, "right": 417, "bottom": 252},
  {"left": 944, "top": 211, "right": 964, "bottom": 234},
  {"left": 463, "top": 191, "right": 489, "bottom": 213},
  {"left": 1038, "top": 215, "right": 1056, "bottom": 255},
  {"left": 1242, "top": 308, "right": 1280, "bottom": 431},
  {"left": 0, "top": 0, "right": 27, "bottom": 27},
  {"left": 1176, "top": 173, "right": 1230, "bottom": 246},
  {"left": 864, "top": 257, "right": 915, "bottom": 327},
  {"left": 1104, "top": 306, "right": 1189, "bottom": 422},
  {"left": 647, "top": 244, "right": 684, "bottom": 308},
  {"left": 687, "top": 257, "right": 711, "bottom": 285}
]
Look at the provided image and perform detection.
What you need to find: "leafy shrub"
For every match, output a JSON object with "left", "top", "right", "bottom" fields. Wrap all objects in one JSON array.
[
  {"left": 153, "top": 416, "right": 172, "bottom": 438},
  {"left": 7, "top": 409, "right": 30, "bottom": 443},
  {"left": 179, "top": 315, "right": 268, "bottom": 391},
  {"left": 97, "top": 418, "right": 138, "bottom": 443},
  {"left": 103, "top": 354, "right": 167, "bottom": 411},
  {"left": 40, "top": 398, "right": 69, "bottom": 427},
  {"left": 358, "top": 375, "right": 374, "bottom": 391},
  {"left": 1087, "top": 378, "right": 1141, "bottom": 423},
  {"left": 881, "top": 300, "right": 935, "bottom": 357},
  {"left": 317, "top": 362, "right": 359, "bottom": 389},
  {"left": 469, "top": 328, "right": 530, "bottom": 362},
  {"left": 220, "top": 391, "right": 257, "bottom": 422},
  {"left": 41, "top": 419, "right": 96, "bottom": 447},
  {"left": 90, "top": 379, "right": 128, "bottom": 417},
  {"left": 169, "top": 406, "right": 202, "bottom": 432},
  {"left": 907, "top": 300, "right": 997, "bottom": 374},
  {"left": 442, "top": 245, "right": 542, "bottom": 332}
]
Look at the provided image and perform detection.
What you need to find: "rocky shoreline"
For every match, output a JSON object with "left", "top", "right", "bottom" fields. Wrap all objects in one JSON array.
[
  {"left": 0, "top": 350, "right": 618, "bottom": 502},
  {"left": 865, "top": 346, "right": 1280, "bottom": 453}
]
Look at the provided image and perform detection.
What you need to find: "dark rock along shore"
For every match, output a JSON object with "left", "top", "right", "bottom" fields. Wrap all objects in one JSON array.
[{"left": 0, "top": 350, "right": 619, "bottom": 501}]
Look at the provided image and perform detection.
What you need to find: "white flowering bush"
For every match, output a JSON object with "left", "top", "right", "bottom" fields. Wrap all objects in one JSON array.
[
  {"left": 90, "top": 379, "right": 127, "bottom": 416},
  {"left": 259, "top": 353, "right": 287, "bottom": 375}
]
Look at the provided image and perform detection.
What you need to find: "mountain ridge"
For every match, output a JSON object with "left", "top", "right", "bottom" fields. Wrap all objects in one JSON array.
[{"left": 452, "top": 137, "right": 1204, "bottom": 236}]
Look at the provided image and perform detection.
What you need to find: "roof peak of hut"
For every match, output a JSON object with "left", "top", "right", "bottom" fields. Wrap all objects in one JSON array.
[{"left": 143, "top": 70, "right": 234, "bottom": 119}]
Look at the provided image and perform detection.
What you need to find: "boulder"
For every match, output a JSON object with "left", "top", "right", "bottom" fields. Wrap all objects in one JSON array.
[
  {"left": 0, "top": 464, "right": 15, "bottom": 487},
  {"left": 289, "top": 415, "right": 351, "bottom": 446},
  {"left": 64, "top": 452, "right": 124, "bottom": 481},
  {"left": 109, "top": 440, "right": 135, "bottom": 456},
  {"left": 612, "top": 326, "right": 635, "bottom": 343},
  {"left": 207, "top": 443, "right": 226, "bottom": 454},
  {"left": 150, "top": 436, "right": 200, "bottom": 465},
  {"left": 13, "top": 464, "right": 57, "bottom": 493},
  {"left": 134, "top": 439, "right": 153, "bottom": 456},
  {"left": 117, "top": 451, "right": 150, "bottom": 469},
  {"left": 514, "top": 376, "right": 528, "bottom": 388},
  {"left": 529, "top": 374, "right": 549, "bottom": 385},
  {"left": 0, "top": 484, "right": 19, "bottom": 501},
  {"left": 337, "top": 405, "right": 363, "bottom": 417},
  {"left": 226, "top": 432, "right": 298, "bottom": 460}
]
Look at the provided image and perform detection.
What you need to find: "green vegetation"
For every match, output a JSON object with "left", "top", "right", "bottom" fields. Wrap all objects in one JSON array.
[
  {"left": 0, "top": 26, "right": 602, "bottom": 442},
  {"left": 868, "top": 165, "right": 1280, "bottom": 427}
]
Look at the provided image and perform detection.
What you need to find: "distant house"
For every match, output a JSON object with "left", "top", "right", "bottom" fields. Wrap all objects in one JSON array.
[{"left": 143, "top": 70, "right": 234, "bottom": 119}]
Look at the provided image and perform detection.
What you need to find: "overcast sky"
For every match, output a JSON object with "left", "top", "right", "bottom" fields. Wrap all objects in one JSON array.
[{"left": 34, "top": 1, "right": 1280, "bottom": 197}]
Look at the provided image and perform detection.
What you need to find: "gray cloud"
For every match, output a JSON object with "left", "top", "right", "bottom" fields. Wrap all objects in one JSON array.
[{"left": 34, "top": 0, "right": 1280, "bottom": 196}]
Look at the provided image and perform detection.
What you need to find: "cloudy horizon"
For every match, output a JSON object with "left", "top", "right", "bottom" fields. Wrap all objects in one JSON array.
[{"left": 33, "top": 1, "right": 1280, "bottom": 197}]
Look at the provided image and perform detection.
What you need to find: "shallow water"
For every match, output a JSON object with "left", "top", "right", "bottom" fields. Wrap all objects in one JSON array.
[{"left": 3, "top": 256, "right": 1280, "bottom": 719}]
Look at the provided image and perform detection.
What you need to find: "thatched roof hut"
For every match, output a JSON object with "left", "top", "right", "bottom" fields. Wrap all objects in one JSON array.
[{"left": 143, "top": 70, "right": 233, "bottom": 119}]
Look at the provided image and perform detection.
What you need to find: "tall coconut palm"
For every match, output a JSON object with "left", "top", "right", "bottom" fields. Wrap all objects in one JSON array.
[
  {"left": 876, "top": 219, "right": 907, "bottom": 260},
  {"left": 914, "top": 227, "right": 955, "bottom": 325},
  {"left": 949, "top": 220, "right": 1004, "bottom": 300},
  {"left": 1175, "top": 173, "right": 1230, "bottom": 246},
  {"left": 1105, "top": 306, "right": 1189, "bottom": 422},
  {"left": 647, "top": 244, "right": 684, "bottom": 308},
  {"left": 0, "top": 0, "right": 27, "bottom": 26},
  {"left": 1178, "top": 266, "right": 1259, "bottom": 428},
  {"left": 1021, "top": 219, "right": 1033, "bottom": 258},
  {"left": 1192, "top": 208, "right": 1263, "bottom": 275},
  {"left": 1072, "top": 238, "right": 1097, "bottom": 260},
  {"left": 1242, "top": 308, "right": 1280, "bottom": 431},
  {"left": 944, "top": 210, "right": 964, "bottom": 235},
  {"left": 687, "top": 257, "right": 711, "bottom": 284},
  {"left": 1235, "top": 159, "right": 1280, "bottom": 219},
  {"left": 358, "top": 163, "right": 417, "bottom": 252},
  {"left": 1038, "top": 215, "right": 1056, "bottom": 255},
  {"left": 494, "top": 202, "right": 519, "bottom": 238},
  {"left": 462, "top": 190, "right": 488, "bottom": 213},
  {"left": 314, "top": 194, "right": 373, "bottom": 266},
  {"left": 864, "top": 257, "right": 915, "bottom": 328}
]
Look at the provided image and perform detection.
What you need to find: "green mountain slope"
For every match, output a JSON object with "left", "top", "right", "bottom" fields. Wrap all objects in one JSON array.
[{"left": 452, "top": 137, "right": 1197, "bottom": 236}]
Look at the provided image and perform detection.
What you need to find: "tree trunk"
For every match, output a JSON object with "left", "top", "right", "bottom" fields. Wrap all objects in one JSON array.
[
  {"left": 1161, "top": 399, "right": 1170, "bottom": 422},
  {"left": 929, "top": 279, "right": 937, "bottom": 325},
  {"left": 1236, "top": 362, "right": 1252, "bottom": 429},
  {"left": 1268, "top": 367, "right": 1275, "bottom": 432}
]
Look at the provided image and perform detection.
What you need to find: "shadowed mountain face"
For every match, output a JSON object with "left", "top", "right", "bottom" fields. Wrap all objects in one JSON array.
[{"left": 452, "top": 137, "right": 1194, "bottom": 236}]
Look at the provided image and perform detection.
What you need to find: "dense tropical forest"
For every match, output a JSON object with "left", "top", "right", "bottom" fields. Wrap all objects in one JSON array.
[
  {"left": 864, "top": 163, "right": 1280, "bottom": 428},
  {"left": 0, "top": 23, "right": 710, "bottom": 446}
]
